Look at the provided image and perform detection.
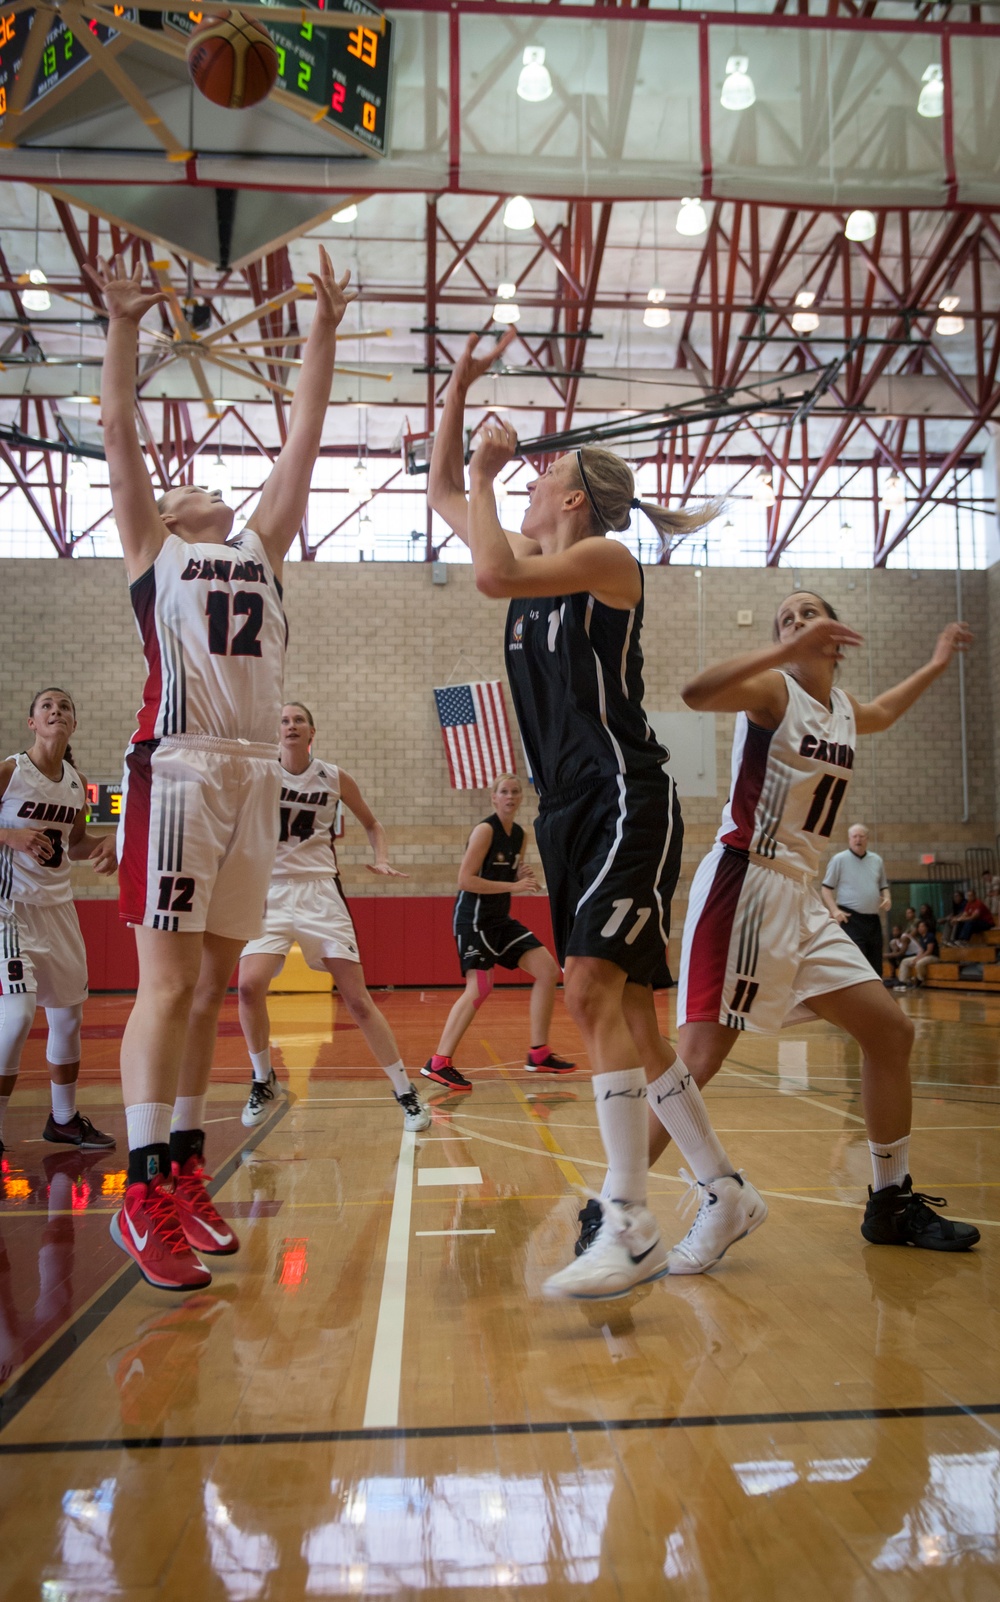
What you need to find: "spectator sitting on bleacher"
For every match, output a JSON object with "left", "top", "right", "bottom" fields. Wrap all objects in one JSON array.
[
  {"left": 981, "top": 874, "right": 1000, "bottom": 923},
  {"left": 898, "top": 921, "right": 940, "bottom": 987},
  {"left": 917, "top": 902, "right": 937, "bottom": 933},
  {"left": 886, "top": 925, "right": 908, "bottom": 985},
  {"left": 887, "top": 925, "right": 921, "bottom": 987},
  {"left": 939, "top": 889, "right": 969, "bottom": 945},
  {"left": 952, "top": 893, "right": 995, "bottom": 946}
]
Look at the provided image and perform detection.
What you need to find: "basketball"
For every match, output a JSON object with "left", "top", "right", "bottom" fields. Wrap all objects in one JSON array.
[{"left": 185, "top": 9, "right": 279, "bottom": 111}]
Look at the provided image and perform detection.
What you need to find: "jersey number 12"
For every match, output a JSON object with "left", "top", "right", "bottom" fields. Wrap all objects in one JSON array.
[{"left": 206, "top": 591, "right": 264, "bottom": 657}]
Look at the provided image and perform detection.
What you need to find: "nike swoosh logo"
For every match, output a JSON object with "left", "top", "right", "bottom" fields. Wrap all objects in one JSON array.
[
  {"left": 123, "top": 1358, "right": 145, "bottom": 1386},
  {"left": 132, "top": 1227, "right": 149, "bottom": 1251},
  {"left": 198, "top": 1218, "right": 234, "bottom": 1247},
  {"left": 629, "top": 1241, "right": 660, "bottom": 1265}
]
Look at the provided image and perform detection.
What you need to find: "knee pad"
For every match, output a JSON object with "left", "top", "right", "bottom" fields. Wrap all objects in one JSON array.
[
  {"left": 45, "top": 1003, "right": 83, "bottom": 1066},
  {"left": 0, "top": 992, "right": 36, "bottom": 1077},
  {"left": 471, "top": 969, "right": 495, "bottom": 1011}
]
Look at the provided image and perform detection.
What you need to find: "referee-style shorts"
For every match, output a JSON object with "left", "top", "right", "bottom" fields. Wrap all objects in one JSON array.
[
  {"left": 534, "top": 771, "right": 683, "bottom": 988},
  {"left": 454, "top": 917, "right": 542, "bottom": 976}
]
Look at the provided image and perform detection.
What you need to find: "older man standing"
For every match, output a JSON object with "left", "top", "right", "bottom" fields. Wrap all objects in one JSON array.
[{"left": 821, "top": 824, "right": 891, "bottom": 975}]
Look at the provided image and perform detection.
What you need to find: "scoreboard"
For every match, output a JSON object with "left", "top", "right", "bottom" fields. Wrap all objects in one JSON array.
[
  {"left": 0, "top": 6, "right": 134, "bottom": 121},
  {"left": 85, "top": 782, "right": 122, "bottom": 825},
  {"left": 164, "top": 0, "right": 391, "bottom": 156}
]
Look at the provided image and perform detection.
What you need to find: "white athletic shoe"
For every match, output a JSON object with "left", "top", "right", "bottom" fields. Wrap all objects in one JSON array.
[
  {"left": 397, "top": 1088, "right": 432, "bottom": 1132},
  {"left": 241, "top": 1070, "right": 285, "bottom": 1128},
  {"left": 666, "top": 1170, "right": 767, "bottom": 1275},
  {"left": 543, "top": 1199, "right": 670, "bottom": 1301}
]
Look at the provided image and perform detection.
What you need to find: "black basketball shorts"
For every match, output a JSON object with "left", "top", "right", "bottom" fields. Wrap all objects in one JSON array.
[
  {"left": 534, "top": 772, "right": 683, "bottom": 988},
  {"left": 454, "top": 917, "right": 542, "bottom": 976}
]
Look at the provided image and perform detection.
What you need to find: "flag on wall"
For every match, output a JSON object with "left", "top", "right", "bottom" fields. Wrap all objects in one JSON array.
[{"left": 433, "top": 682, "right": 516, "bottom": 790}]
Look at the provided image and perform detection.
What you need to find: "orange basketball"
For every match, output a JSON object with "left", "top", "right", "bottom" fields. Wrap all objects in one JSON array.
[{"left": 186, "top": 10, "right": 279, "bottom": 111}]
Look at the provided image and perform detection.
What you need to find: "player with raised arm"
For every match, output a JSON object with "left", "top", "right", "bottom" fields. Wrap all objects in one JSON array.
[
  {"left": 86, "top": 249, "right": 355, "bottom": 1290},
  {"left": 237, "top": 702, "right": 431, "bottom": 1132},
  {"left": 428, "top": 335, "right": 762, "bottom": 1301},
  {"left": 648, "top": 594, "right": 978, "bottom": 1261},
  {"left": 0, "top": 688, "right": 117, "bottom": 1156}
]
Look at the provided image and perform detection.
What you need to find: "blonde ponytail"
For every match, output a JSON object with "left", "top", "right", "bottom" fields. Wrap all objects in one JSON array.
[{"left": 575, "top": 446, "right": 721, "bottom": 553}]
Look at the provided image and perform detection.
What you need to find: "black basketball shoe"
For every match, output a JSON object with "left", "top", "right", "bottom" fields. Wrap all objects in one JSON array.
[
  {"left": 575, "top": 1198, "right": 603, "bottom": 1257},
  {"left": 861, "top": 1176, "right": 980, "bottom": 1252}
]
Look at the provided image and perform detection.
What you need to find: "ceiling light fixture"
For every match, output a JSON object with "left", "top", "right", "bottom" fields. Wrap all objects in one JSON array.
[
  {"left": 935, "top": 293, "right": 964, "bottom": 336},
  {"left": 352, "top": 459, "right": 372, "bottom": 501},
  {"left": 917, "top": 64, "right": 944, "bottom": 119},
  {"left": 332, "top": 203, "right": 358, "bottom": 223},
  {"left": 203, "top": 454, "right": 232, "bottom": 498},
  {"left": 676, "top": 197, "right": 708, "bottom": 237},
  {"left": 791, "top": 288, "right": 820, "bottom": 335},
  {"left": 22, "top": 266, "right": 50, "bottom": 313},
  {"left": 643, "top": 287, "right": 671, "bottom": 329},
  {"left": 844, "top": 209, "right": 877, "bottom": 243},
  {"left": 881, "top": 473, "right": 905, "bottom": 509},
  {"left": 503, "top": 195, "right": 535, "bottom": 231},
  {"left": 720, "top": 55, "right": 755, "bottom": 111},
  {"left": 67, "top": 458, "right": 91, "bottom": 496},
  {"left": 492, "top": 300, "right": 521, "bottom": 325},
  {"left": 516, "top": 46, "right": 552, "bottom": 103},
  {"left": 751, "top": 472, "right": 776, "bottom": 507}
]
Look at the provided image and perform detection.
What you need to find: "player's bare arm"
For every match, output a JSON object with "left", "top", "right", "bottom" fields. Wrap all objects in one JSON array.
[
  {"left": 85, "top": 256, "right": 171, "bottom": 583},
  {"left": 849, "top": 622, "right": 972, "bottom": 734},
  {"left": 338, "top": 770, "right": 408, "bottom": 878},
  {"left": 428, "top": 332, "right": 540, "bottom": 559},
  {"left": 247, "top": 249, "right": 357, "bottom": 579},
  {"left": 456, "top": 821, "right": 531, "bottom": 895},
  {"left": 66, "top": 795, "right": 117, "bottom": 875},
  {"left": 0, "top": 758, "right": 53, "bottom": 861},
  {"left": 468, "top": 425, "right": 640, "bottom": 608},
  {"left": 682, "top": 616, "right": 864, "bottom": 727}
]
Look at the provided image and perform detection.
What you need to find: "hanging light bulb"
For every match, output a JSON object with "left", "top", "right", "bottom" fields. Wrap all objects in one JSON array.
[
  {"left": 643, "top": 288, "right": 671, "bottom": 329},
  {"left": 935, "top": 293, "right": 964, "bottom": 336},
  {"left": 516, "top": 47, "right": 552, "bottom": 103},
  {"left": 917, "top": 64, "right": 944, "bottom": 119},
  {"left": 202, "top": 454, "right": 232, "bottom": 498},
  {"left": 791, "top": 288, "right": 820, "bottom": 335},
  {"left": 352, "top": 459, "right": 372, "bottom": 501},
  {"left": 492, "top": 301, "right": 520, "bottom": 325},
  {"left": 676, "top": 198, "right": 708, "bottom": 237},
  {"left": 751, "top": 472, "right": 776, "bottom": 507},
  {"left": 845, "top": 210, "right": 877, "bottom": 243},
  {"left": 503, "top": 195, "right": 535, "bottom": 231},
  {"left": 881, "top": 473, "right": 905, "bottom": 510},
  {"left": 22, "top": 267, "right": 50, "bottom": 313},
  {"left": 67, "top": 458, "right": 91, "bottom": 497},
  {"left": 332, "top": 203, "right": 358, "bottom": 223},
  {"left": 720, "top": 55, "right": 756, "bottom": 112},
  {"left": 840, "top": 514, "right": 853, "bottom": 532}
]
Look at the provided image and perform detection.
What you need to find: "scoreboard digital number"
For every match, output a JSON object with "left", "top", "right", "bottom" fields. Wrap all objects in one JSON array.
[
  {"left": 164, "top": 0, "right": 391, "bottom": 155},
  {"left": 85, "top": 783, "right": 122, "bottom": 825},
  {"left": 0, "top": 7, "right": 134, "bottom": 121}
]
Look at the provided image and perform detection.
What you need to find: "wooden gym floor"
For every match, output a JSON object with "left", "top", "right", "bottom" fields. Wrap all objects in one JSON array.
[{"left": 0, "top": 985, "right": 997, "bottom": 1600}]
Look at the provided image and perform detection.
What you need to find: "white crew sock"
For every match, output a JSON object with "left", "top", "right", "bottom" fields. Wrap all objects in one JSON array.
[
  {"left": 50, "top": 1081, "right": 77, "bottom": 1125},
  {"left": 646, "top": 1059, "right": 733, "bottom": 1184},
  {"left": 250, "top": 1048, "right": 272, "bottom": 1083},
  {"left": 592, "top": 1068, "right": 648, "bottom": 1207},
  {"left": 869, "top": 1134, "right": 910, "bottom": 1192},
  {"left": 0, "top": 1091, "right": 11, "bottom": 1142},
  {"left": 381, "top": 1059, "right": 411, "bottom": 1098},
  {"left": 171, "top": 1094, "right": 207, "bottom": 1132},
  {"left": 126, "top": 1101, "right": 172, "bottom": 1152}
]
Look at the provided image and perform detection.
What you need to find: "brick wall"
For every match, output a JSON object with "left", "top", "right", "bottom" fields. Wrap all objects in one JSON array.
[{"left": 0, "top": 557, "right": 995, "bottom": 910}]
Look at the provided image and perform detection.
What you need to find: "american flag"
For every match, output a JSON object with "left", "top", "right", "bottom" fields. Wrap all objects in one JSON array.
[{"left": 433, "top": 682, "right": 516, "bottom": 790}]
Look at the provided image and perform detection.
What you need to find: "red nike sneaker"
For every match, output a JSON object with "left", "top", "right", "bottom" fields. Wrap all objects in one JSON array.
[
  {"left": 110, "top": 1173, "right": 212, "bottom": 1291},
  {"left": 171, "top": 1155, "right": 240, "bottom": 1256}
]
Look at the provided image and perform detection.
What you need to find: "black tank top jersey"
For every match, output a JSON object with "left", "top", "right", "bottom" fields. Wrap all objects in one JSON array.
[
  {"left": 504, "top": 568, "right": 668, "bottom": 798},
  {"left": 454, "top": 814, "right": 524, "bottom": 926}
]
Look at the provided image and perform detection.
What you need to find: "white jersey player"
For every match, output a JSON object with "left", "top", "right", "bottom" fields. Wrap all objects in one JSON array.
[
  {"left": 87, "top": 247, "right": 356, "bottom": 1293},
  {"left": 237, "top": 703, "right": 431, "bottom": 1134},
  {"left": 652, "top": 592, "right": 978, "bottom": 1266},
  {"left": 0, "top": 688, "right": 117, "bottom": 1156}
]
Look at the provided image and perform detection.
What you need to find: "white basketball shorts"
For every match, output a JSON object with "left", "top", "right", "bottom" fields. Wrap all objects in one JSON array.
[
  {"left": 241, "top": 876, "right": 360, "bottom": 969},
  {"left": 118, "top": 735, "right": 280, "bottom": 941},
  {"left": 677, "top": 844, "right": 877, "bottom": 1033},
  {"left": 15, "top": 900, "right": 87, "bottom": 1008},
  {"left": 0, "top": 902, "right": 36, "bottom": 997}
]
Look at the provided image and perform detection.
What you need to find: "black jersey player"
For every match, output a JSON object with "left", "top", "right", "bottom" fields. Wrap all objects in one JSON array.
[{"left": 428, "top": 334, "right": 762, "bottom": 1301}]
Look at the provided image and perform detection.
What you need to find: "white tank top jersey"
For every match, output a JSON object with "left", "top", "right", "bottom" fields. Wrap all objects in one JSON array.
[
  {"left": 273, "top": 759, "right": 342, "bottom": 880},
  {"left": 0, "top": 752, "right": 84, "bottom": 905},
  {"left": 130, "top": 527, "right": 288, "bottom": 746},
  {"left": 716, "top": 671, "right": 856, "bottom": 878}
]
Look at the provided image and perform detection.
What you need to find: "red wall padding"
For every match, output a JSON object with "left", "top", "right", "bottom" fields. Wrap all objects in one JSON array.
[{"left": 75, "top": 897, "right": 555, "bottom": 990}]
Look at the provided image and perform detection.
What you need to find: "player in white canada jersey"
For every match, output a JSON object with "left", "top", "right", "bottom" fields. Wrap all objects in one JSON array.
[
  {"left": 0, "top": 688, "right": 117, "bottom": 1157},
  {"left": 662, "top": 592, "right": 978, "bottom": 1264},
  {"left": 237, "top": 703, "right": 431, "bottom": 1134},
  {"left": 88, "top": 247, "right": 356, "bottom": 1292}
]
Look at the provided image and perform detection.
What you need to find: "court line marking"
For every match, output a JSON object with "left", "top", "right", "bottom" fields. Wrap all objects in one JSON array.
[
  {"left": 414, "top": 1229, "right": 496, "bottom": 1237},
  {"left": 5, "top": 1401, "right": 1000, "bottom": 1455},
  {"left": 417, "top": 1166, "right": 483, "bottom": 1187},
  {"left": 439, "top": 1113, "right": 1000, "bottom": 1135},
  {"left": 719, "top": 1062, "right": 867, "bottom": 1125},
  {"left": 362, "top": 1127, "right": 415, "bottom": 1431},
  {"left": 480, "top": 1037, "right": 588, "bottom": 1191}
]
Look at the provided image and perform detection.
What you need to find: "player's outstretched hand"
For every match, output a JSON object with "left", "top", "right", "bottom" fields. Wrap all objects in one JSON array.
[
  {"left": 88, "top": 836, "right": 118, "bottom": 876},
  {"left": 469, "top": 421, "right": 518, "bottom": 484},
  {"left": 308, "top": 248, "right": 358, "bottom": 330},
  {"left": 366, "top": 861, "right": 409, "bottom": 878},
  {"left": 930, "top": 621, "right": 973, "bottom": 670},
  {"left": 516, "top": 867, "right": 541, "bottom": 894},
  {"left": 84, "top": 256, "right": 168, "bottom": 324},
  {"left": 780, "top": 615, "right": 864, "bottom": 665},
  {"left": 453, "top": 329, "right": 516, "bottom": 392}
]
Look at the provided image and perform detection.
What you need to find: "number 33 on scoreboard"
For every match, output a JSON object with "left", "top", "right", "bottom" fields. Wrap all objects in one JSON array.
[{"left": 347, "top": 24, "right": 378, "bottom": 67}]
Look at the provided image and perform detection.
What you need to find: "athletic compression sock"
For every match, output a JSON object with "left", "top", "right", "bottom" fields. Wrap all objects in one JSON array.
[
  {"left": 50, "top": 1081, "right": 77, "bottom": 1125},
  {"left": 250, "top": 1048, "right": 272, "bottom": 1084},
  {"left": 592, "top": 1068, "right": 648, "bottom": 1206},
  {"left": 171, "top": 1094, "right": 207, "bottom": 1132},
  {"left": 869, "top": 1134, "right": 910, "bottom": 1192},
  {"left": 381, "top": 1059, "right": 411, "bottom": 1098},
  {"left": 430, "top": 1054, "right": 453, "bottom": 1072},
  {"left": 646, "top": 1060, "right": 733, "bottom": 1183},
  {"left": 527, "top": 1045, "right": 551, "bottom": 1067}
]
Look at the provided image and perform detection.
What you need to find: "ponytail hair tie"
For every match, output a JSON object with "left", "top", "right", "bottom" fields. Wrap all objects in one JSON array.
[{"left": 630, "top": 497, "right": 641, "bottom": 509}]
